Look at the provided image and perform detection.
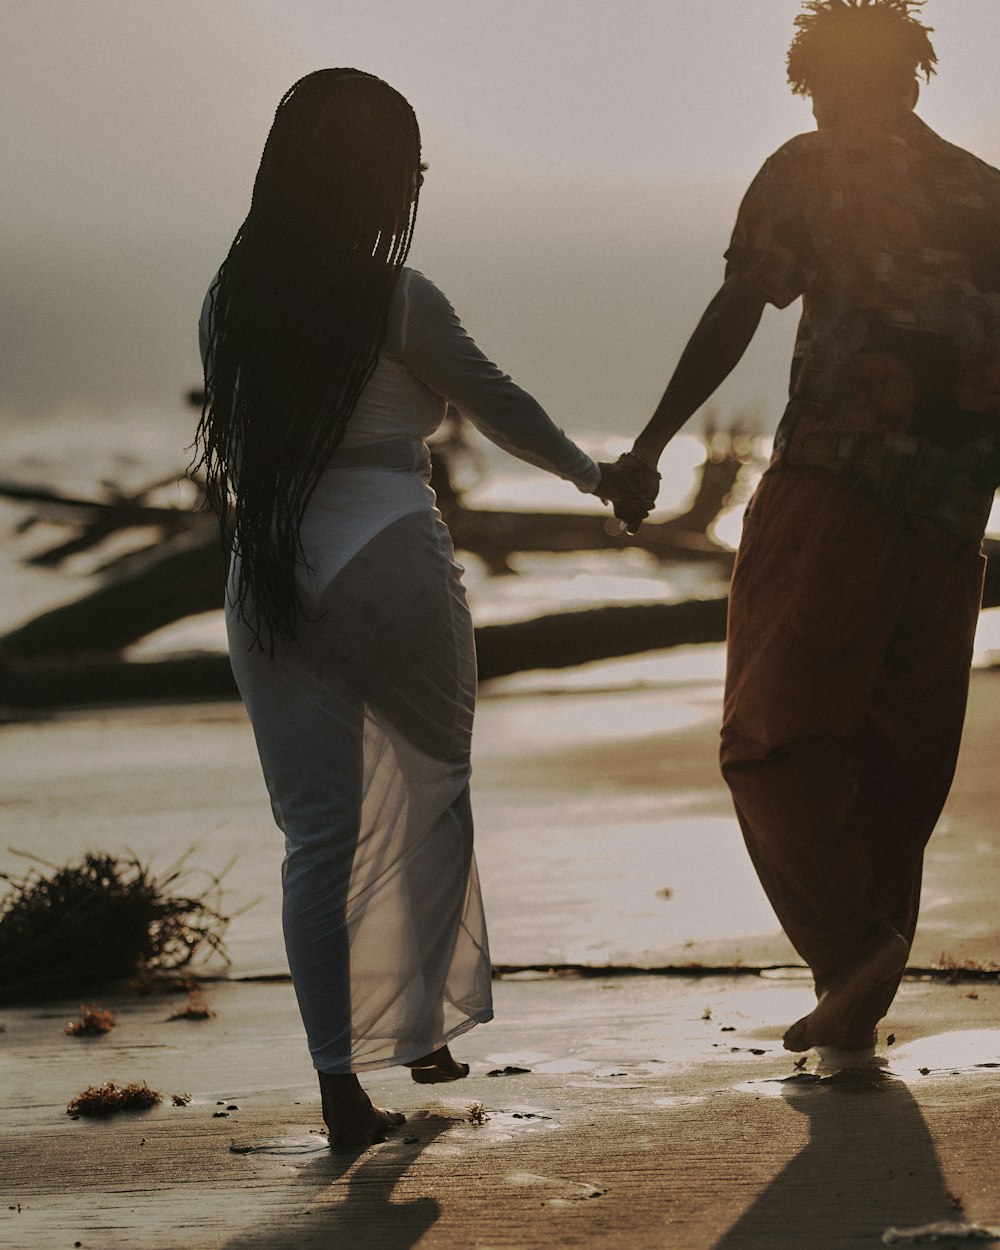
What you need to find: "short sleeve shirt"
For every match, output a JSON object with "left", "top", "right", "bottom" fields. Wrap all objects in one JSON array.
[{"left": 726, "top": 112, "right": 1000, "bottom": 537}]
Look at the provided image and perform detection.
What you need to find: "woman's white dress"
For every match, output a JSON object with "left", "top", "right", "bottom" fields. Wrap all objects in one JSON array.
[{"left": 204, "top": 269, "right": 599, "bottom": 1073}]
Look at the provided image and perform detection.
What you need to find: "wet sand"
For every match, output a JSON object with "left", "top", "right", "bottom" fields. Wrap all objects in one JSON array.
[
  {"left": 2, "top": 652, "right": 998, "bottom": 972},
  {"left": 1, "top": 653, "right": 999, "bottom": 1247},
  {"left": 2, "top": 976, "right": 998, "bottom": 1249}
]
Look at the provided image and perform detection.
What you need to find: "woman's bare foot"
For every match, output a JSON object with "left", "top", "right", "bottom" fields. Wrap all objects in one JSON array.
[
  {"left": 404, "top": 1044, "right": 470, "bottom": 1084},
  {"left": 783, "top": 933, "right": 909, "bottom": 1052},
  {"left": 318, "top": 1072, "right": 405, "bottom": 1150}
]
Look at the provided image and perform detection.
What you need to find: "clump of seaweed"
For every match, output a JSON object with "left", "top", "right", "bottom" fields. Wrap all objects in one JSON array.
[
  {"left": 166, "top": 990, "right": 216, "bottom": 1021},
  {"left": 467, "top": 1102, "right": 489, "bottom": 1126},
  {"left": 65, "top": 1004, "right": 117, "bottom": 1036},
  {"left": 67, "top": 1080, "right": 162, "bottom": 1117},
  {"left": 0, "top": 849, "right": 229, "bottom": 1003}
]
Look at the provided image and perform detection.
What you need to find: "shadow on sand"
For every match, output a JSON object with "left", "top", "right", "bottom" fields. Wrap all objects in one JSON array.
[
  {"left": 222, "top": 1116, "right": 452, "bottom": 1250},
  {"left": 713, "top": 1065, "right": 969, "bottom": 1248}
]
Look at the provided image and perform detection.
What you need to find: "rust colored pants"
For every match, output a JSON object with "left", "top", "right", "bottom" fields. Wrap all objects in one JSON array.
[{"left": 721, "top": 467, "right": 985, "bottom": 1028}]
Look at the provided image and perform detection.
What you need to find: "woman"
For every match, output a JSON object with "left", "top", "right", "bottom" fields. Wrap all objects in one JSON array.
[{"left": 194, "top": 68, "right": 653, "bottom": 1149}]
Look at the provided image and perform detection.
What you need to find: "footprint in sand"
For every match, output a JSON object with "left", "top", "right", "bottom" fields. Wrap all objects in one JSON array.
[{"left": 507, "top": 1172, "right": 605, "bottom": 1205}]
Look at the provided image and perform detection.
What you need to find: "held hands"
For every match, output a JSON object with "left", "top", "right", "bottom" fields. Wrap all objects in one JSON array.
[{"left": 594, "top": 452, "right": 661, "bottom": 535}]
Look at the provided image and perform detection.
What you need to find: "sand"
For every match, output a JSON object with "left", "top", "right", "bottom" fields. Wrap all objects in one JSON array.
[
  {"left": 2, "top": 650, "right": 998, "bottom": 972},
  {"left": 1, "top": 649, "right": 998, "bottom": 1248},
  {"left": 2, "top": 976, "right": 998, "bottom": 1249}
]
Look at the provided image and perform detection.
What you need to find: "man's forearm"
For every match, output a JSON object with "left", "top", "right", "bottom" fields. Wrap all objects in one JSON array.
[{"left": 632, "top": 274, "right": 766, "bottom": 466}]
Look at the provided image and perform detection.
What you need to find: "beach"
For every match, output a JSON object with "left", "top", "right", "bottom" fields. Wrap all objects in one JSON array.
[
  {"left": 6, "top": 1, "right": 1000, "bottom": 1243},
  {"left": 1, "top": 651, "right": 999, "bottom": 1248},
  {"left": 3, "top": 398, "right": 1000, "bottom": 1249}
]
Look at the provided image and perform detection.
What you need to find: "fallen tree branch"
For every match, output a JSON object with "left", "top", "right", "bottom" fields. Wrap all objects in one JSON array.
[
  {"left": 0, "top": 517, "right": 733, "bottom": 662},
  {"left": 4, "top": 540, "right": 1000, "bottom": 710},
  {"left": 0, "top": 437, "right": 748, "bottom": 659},
  {"left": 475, "top": 597, "right": 729, "bottom": 678},
  {"left": 2, "top": 533, "right": 226, "bottom": 661},
  {"left": 0, "top": 595, "right": 730, "bottom": 709}
]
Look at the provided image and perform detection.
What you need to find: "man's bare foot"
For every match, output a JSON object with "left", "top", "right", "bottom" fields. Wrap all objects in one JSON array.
[
  {"left": 318, "top": 1072, "right": 405, "bottom": 1151},
  {"left": 404, "top": 1044, "right": 470, "bottom": 1084},
  {"left": 783, "top": 933, "right": 909, "bottom": 1052}
]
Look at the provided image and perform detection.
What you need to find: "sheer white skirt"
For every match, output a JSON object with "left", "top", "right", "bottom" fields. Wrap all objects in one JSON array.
[{"left": 227, "top": 500, "right": 493, "bottom": 1073}]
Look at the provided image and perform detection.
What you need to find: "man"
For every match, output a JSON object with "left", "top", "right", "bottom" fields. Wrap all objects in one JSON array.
[{"left": 618, "top": 0, "right": 1000, "bottom": 1052}]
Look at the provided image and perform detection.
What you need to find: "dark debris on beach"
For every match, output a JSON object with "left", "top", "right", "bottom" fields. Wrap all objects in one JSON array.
[
  {"left": 64, "top": 1004, "right": 116, "bottom": 1036},
  {"left": 0, "top": 850, "right": 229, "bottom": 1003},
  {"left": 66, "top": 1080, "right": 162, "bottom": 1117}
]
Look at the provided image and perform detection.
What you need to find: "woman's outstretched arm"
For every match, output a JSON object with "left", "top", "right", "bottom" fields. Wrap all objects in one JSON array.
[{"left": 399, "top": 270, "right": 602, "bottom": 491}]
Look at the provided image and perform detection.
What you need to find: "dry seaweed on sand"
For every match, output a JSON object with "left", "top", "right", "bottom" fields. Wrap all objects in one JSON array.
[
  {"left": 165, "top": 990, "right": 216, "bottom": 1021},
  {"left": 67, "top": 1080, "right": 162, "bottom": 1117},
  {"left": 0, "top": 848, "right": 229, "bottom": 1003},
  {"left": 65, "top": 1004, "right": 116, "bottom": 1036},
  {"left": 467, "top": 1102, "right": 489, "bottom": 1125}
]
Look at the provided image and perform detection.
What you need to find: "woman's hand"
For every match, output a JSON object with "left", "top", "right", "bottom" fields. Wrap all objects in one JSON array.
[{"left": 594, "top": 453, "right": 661, "bottom": 535}]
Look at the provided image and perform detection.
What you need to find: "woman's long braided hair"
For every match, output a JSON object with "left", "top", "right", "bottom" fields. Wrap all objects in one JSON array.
[{"left": 192, "top": 69, "right": 421, "bottom": 648}]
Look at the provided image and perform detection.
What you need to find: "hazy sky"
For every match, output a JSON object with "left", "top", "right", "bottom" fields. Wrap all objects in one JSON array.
[{"left": 4, "top": 0, "right": 1000, "bottom": 446}]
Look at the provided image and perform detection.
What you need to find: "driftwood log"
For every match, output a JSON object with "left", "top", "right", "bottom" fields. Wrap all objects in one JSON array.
[
  {"left": 3, "top": 419, "right": 998, "bottom": 710},
  {"left": 4, "top": 552, "right": 1000, "bottom": 709},
  {"left": 0, "top": 515, "right": 733, "bottom": 665},
  {"left": 0, "top": 598, "right": 733, "bottom": 708},
  {"left": 0, "top": 434, "right": 746, "bottom": 664},
  {"left": 1, "top": 476, "right": 198, "bottom": 569},
  {"left": 1, "top": 533, "right": 227, "bottom": 662}
]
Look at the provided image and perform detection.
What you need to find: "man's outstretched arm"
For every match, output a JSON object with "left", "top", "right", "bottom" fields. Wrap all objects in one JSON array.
[{"left": 630, "top": 272, "right": 767, "bottom": 468}]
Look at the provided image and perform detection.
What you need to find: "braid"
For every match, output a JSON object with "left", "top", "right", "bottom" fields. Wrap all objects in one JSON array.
[
  {"left": 191, "top": 70, "right": 421, "bottom": 649},
  {"left": 788, "top": 0, "right": 937, "bottom": 98}
]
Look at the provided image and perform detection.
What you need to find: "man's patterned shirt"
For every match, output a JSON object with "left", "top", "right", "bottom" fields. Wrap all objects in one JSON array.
[{"left": 726, "top": 112, "right": 1000, "bottom": 538}]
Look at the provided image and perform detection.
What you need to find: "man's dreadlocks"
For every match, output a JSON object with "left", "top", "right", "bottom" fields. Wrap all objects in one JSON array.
[{"left": 787, "top": 0, "right": 937, "bottom": 99}]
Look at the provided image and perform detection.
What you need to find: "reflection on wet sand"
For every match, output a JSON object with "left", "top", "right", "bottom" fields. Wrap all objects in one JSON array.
[{"left": 888, "top": 1029, "right": 1000, "bottom": 1082}]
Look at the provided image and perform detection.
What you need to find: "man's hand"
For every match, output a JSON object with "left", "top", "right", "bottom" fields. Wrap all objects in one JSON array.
[{"left": 594, "top": 453, "right": 660, "bottom": 535}]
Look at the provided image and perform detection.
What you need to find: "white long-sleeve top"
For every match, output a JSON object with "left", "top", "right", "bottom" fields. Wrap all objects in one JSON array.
[{"left": 201, "top": 267, "right": 599, "bottom": 594}]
